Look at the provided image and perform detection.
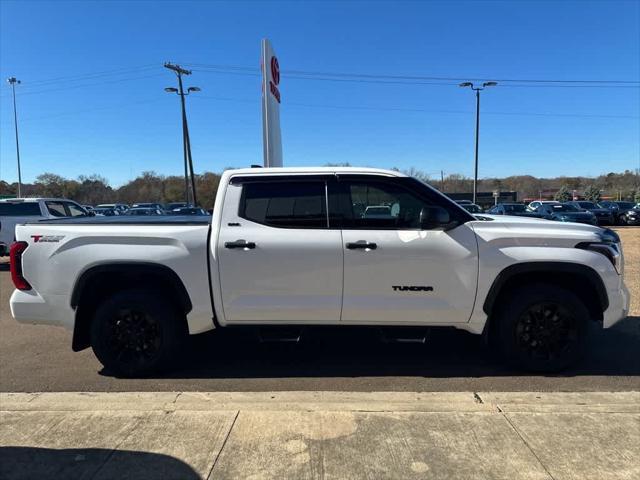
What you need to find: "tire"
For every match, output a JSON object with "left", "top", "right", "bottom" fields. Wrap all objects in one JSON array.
[
  {"left": 494, "top": 283, "right": 589, "bottom": 372},
  {"left": 90, "top": 290, "right": 186, "bottom": 377}
]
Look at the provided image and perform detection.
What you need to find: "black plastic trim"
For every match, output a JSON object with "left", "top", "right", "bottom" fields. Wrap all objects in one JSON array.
[
  {"left": 70, "top": 262, "right": 192, "bottom": 312},
  {"left": 483, "top": 262, "right": 609, "bottom": 315}
]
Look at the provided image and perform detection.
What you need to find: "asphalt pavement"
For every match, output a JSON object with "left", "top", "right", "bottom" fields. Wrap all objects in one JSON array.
[{"left": 1, "top": 264, "right": 639, "bottom": 392}]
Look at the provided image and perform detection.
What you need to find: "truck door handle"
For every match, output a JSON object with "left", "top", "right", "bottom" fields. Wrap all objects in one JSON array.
[
  {"left": 224, "top": 240, "right": 256, "bottom": 249},
  {"left": 346, "top": 241, "right": 377, "bottom": 250}
]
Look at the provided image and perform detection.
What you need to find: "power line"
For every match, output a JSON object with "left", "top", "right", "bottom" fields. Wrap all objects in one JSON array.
[
  {"left": 0, "top": 73, "right": 165, "bottom": 99},
  {"left": 192, "top": 94, "right": 639, "bottom": 119},
  {"left": 183, "top": 62, "right": 640, "bottom": 86},
  {"left": 188, "top": 66, "right": 639, "bottom": 89},
  {"left": 9, "top": 64, "right": 158, "bottom": 87}
]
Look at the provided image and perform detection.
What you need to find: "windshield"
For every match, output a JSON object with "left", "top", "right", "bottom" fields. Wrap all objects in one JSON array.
[
  {"left": 576, "top": 202, "right": 597, "bottom": 209},
  {"left": 616, "top": 202, "right": 634, "bottom": 209},
  {"left": 503, "top": 204, "right": 526, "bottom": 212}
]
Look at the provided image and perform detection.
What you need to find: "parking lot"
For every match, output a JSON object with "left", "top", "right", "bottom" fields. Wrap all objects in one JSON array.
[{"left": 0, "top": 227, "right": 638, "bottom": 393}]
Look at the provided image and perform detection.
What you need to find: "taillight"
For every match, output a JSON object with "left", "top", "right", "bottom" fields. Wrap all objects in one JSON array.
[{"left": 9, "top": 241, "right": 31, "bottom": 291}]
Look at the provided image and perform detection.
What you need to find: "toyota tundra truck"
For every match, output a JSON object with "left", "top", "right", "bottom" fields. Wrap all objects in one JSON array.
[{"left": 8, "top": 167, "right": 630, "bottom": 376}]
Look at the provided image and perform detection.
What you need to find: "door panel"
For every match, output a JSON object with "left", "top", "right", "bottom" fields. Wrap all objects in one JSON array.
[
  {"left": 341, "top": 226, "right": 478, "bottom": 324},
  {"left": 336, "top": 177, "right": 479, "bottom": 324},
  {"left": 217, "top": 179, "right": 343, "bottom": 323}
]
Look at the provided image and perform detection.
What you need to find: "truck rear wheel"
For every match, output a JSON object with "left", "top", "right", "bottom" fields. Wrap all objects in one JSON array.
[
  {"left": 495, "top": 284, "right": 589, "bottom": 372},
  {"left": 90, "top": 290, "right": 185, "bottom": 377}
]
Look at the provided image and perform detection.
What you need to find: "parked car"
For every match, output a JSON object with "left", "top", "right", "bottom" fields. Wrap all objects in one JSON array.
[
  {"left": 487, "top": 203, "right": 542, "bottom": 218},
  {"left": 566, "top": 201, "right": 614, "bottom": 225},
  {"left": 461, "top": 203, "right": 483, "bottom": 213},
  {"left": 598, "top": 201, "right": 638, "bottom": 225},
  {"left": 171, "top": 207, "right": 209, "bottom": 216},
  {"left": 82, "top": 205, "right": 95, "bottom": 213},
  {"left": 8, "top": 167, "right": 629, "bottom": 377},
  {"left": 0, "top": 198, "right": 89, "bottom": 255},
  {"left": 363, "top": 205, "right": 393, "bottom": 219},
  {"left": 92, "top": 207, "right": 119, "bottom": 216},
  {"left": 127, "top": 207, "right": 165, "bottom": 216},
  {"left": 620, "top": 208, "right": 640, "bottom": 225},
  {"left": 165, "top": 202, "right": 193, "bottom": 211},
  {"left": 535, "top": 203, "right": 598, "bottom": 225},
  {"left": 132, "top": 203, "right": 164, "bottom": 210},
  {"left": 96, "top": 203, "right": 129, "bottom": 214},
  {"left": 527, "top": 200, "right": 560, "bottom": 212}
]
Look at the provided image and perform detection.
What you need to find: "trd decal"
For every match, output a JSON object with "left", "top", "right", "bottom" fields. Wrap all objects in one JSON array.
[
  {"left": 392, "top": 285, "right": 434, "bottom": 292},
  {"left": 31, "top": 235, "right": 64, "bottom": 243}
]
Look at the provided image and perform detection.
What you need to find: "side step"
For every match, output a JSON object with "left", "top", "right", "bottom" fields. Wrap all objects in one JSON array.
[
  {"left": 379, "top": 327, "right": 428, "bottom": 344},
  {"left": 258, "top": 326, "right": 302, "bottom": 343}
]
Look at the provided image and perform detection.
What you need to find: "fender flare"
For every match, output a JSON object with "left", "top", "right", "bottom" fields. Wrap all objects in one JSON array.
[
  {"left": 71, "top": 262, "right": 192, "bottom": 312},
  {"left": 482, "top": 262, "right": 609, "bottom": 315}
]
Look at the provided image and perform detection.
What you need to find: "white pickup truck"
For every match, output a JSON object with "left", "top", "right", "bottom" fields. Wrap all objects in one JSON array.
[{"left": 9, "top": 167, "right": 630, "bottom": 376}]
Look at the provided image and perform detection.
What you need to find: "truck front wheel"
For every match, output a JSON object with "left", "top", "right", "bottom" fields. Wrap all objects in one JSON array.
[
  {"left": 495, "top": 284, "right": 589, "bottom": 372},
  {"left": 90, "top": 290, "right": 185, "bottom": 377}
]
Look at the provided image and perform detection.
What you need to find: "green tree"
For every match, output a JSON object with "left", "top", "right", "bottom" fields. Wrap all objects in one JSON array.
[
  {"left": 554, "top": 185, "right": 572, "bottom": 202},
  {"left": 583, "top": 185, "right": 601, "bottom": 203}
]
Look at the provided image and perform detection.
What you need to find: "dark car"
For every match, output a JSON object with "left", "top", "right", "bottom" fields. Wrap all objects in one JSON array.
[
  {"left": 92, "top": 207, "right": 118, "bottom": 216},
  {"left": 535, "top": 203, "right": 597, "bottom": 225},
  {"left": 621, "top": 207, "right": 640, "bottom": 225},
  {"left": 171, "top": 207, "right": 209, "bottom": 216},
  {"left": 131, "top": 203, "right": 164, "bottom": 210},
  {"left": 165, "top": 202, "right": 193, "bottom": 211},
  {"left": 461, "top": 203, "right": 483, "bottom": 213},
  {"left": 487, "top": 203, "right": 543, "bottom": 218},
  {"left": 126, "top": 207, "right": 164, "bottom": 216},
  {"left": 598, "top": 201, "right": 638, "bottom": 225},
  {"left": 566, "top": 201, "right": 614, "bottom": 225}
]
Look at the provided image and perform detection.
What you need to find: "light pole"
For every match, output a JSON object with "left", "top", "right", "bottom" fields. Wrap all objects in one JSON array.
[
  {"left": 164, "top": 63, "right": 200, "bottom": 206},
  {"left": 7, "top": 77, "right": 23, "bottom": 198},
  {"left": 459, "top": 81, "right": 497, "bottom": 204}
]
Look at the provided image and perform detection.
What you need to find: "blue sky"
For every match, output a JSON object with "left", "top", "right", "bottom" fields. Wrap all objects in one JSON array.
[{"left": 1, "top": 0, "right": 639, "bottom": 186}]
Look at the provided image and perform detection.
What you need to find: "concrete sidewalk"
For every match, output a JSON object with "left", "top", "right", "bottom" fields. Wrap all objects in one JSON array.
[{"left": 1, "top": 392, "right": 639, "bottom": 480}]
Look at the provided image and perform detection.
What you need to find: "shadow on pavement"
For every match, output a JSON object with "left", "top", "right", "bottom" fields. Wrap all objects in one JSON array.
[
  {"left": 101, "top": 316, "right": 640, "bottom": 380},
  {"left": 0, "top": 264, "right": 9, "bottom": 272},
  {"left": 0, "top": 446, "right": 200, "bottom": 480}
]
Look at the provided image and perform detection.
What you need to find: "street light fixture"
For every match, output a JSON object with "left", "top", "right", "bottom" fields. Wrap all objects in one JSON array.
[
  {"left": 164, "top": 62, "right": 201, "bottom": 206},
  {"left": 459, "top": 81, "right": 498, "bottom": 204}
]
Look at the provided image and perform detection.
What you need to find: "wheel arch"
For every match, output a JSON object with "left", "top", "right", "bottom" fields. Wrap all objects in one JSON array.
[
  {"left": 71, "top": 262, "right": 192, "bottom": 351},
  {"left": 483, "top": 262, "right": 609, "bottom": 323}
]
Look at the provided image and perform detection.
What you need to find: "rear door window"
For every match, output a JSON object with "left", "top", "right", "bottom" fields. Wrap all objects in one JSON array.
[
  {"left": 239, "top": 180, "right": 327, "bottom": 229},
  {"left": 0, "top": 203, "right": 42, "bottom": 216}
]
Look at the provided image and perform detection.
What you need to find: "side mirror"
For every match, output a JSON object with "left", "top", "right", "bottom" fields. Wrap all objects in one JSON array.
[{"left": 419, "top": 206, "right": 454, "bottom": 230}]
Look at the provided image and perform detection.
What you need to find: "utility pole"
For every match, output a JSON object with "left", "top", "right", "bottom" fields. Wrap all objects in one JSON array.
[
  {"left": 164, "top": 63, "right": 199, "bottom": 206},
  {"left": 7, "top": 77, "right": 22, "bottom": 198},
  {"left": 459, "top": 81, "right": 498, "bottom": 204},
  {"left": 440, "top": 170, "right": 445, "bottom": 192}
]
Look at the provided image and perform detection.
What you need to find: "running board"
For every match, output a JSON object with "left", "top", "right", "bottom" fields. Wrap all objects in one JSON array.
[
  {"left": 379, "top": 327, "right": 428, "bottom": 344},
  {"left": 258, "top": 327, "right": 302, "bottom": 343}
]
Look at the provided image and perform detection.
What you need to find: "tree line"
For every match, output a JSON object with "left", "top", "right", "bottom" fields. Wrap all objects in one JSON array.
[{"left": 1, "top": 169, "right": 638, "bottom": 209}]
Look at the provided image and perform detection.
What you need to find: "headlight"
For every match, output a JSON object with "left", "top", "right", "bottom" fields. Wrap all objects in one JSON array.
[{"left": 576, "top": 228, "right": 622, "bottom": 274}]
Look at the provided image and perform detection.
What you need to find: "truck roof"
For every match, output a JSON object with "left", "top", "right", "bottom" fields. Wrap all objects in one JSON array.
[
  {"left": 0, "top": 197, "right": 74, "bottom": 203},
  {"left": 224, "top": 166, "right": 406, "bottom": 177}
]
